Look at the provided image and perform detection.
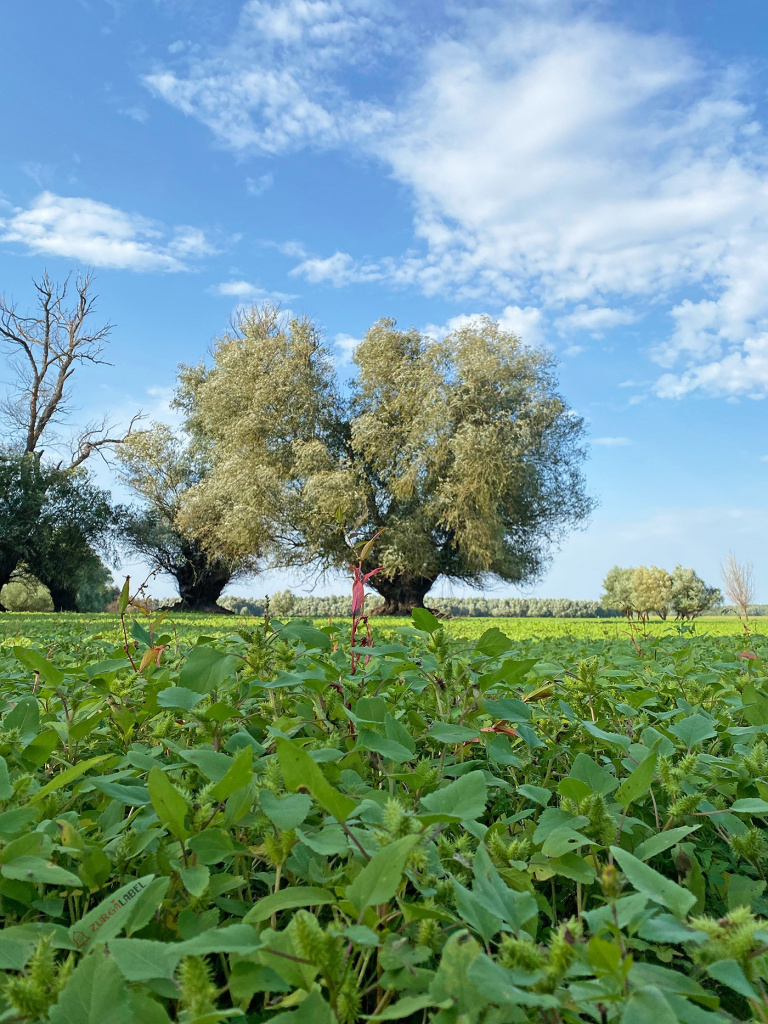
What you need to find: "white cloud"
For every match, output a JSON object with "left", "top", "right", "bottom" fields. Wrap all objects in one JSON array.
[
  {"left": 121, "top": 105, "right": 149, "bottom": 123},
  {"left": 555, "top": 305, "right": 638, "bottom": 335},
  {"left": 246, "top": 173, "right": 274, "bottom": 196},
  {"left": 592, "top": 436, "right": 632, "bottom": 447},
  {"left": 423, "top": 305, "right": 546, "bottom": 347},
  {"left": 333, "top": 332, "right": 362, "bottom": 364},
  {"left": 214, "top": 280, "right": 296, "bottom": 303},
  {"left": 0, "top": 192, "right": 213, "bottom": 271},
  {"left": 143, "top": 0, "right": 393, "bottom": 154},
  {"left": 145, "top": 3, "right": 768, "bottom": 398},
  {"left": 655, "top": 332, "right": 768, "bottom": 398}
]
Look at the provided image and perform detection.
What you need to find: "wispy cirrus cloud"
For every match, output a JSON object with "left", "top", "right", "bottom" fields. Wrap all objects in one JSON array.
[{"left": 0, "top": 192, "right": 214, "bottom": 271}]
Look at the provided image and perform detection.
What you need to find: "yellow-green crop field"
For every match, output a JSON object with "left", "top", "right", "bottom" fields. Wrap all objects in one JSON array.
[{"left": 0, "top": 611, "right": 762, "bottom": 651}]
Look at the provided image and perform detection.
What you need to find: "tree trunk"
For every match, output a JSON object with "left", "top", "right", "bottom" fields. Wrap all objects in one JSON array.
[
  {"left": 0, "top": 560, "right": 17, "bottom": 612},
  {"left": 368, "top": 574, "right": 436, "bottom": 616},
  {"left": 172, "top": 563, "right": 233, "bottom": 613},
  {"left": 48, "top": 584, "right": 78, "bottom": 612}
]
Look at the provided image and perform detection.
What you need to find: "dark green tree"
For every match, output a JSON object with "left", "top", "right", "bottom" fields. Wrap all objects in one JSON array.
[
  {"left": 25, "top": 471, "right": 119, "bottom": 612},
  {"left": 0, "top": 452, "right": 49, "bottom": 609}
]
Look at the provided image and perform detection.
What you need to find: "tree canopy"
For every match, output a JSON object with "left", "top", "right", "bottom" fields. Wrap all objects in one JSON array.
[
  {"left": 178, "top": 307, "right": 595, "bottom": 612},
  {"left": 601, "top": 564, "right": 722, "bottom": 621},
  {"left": 118, "top": 422, "right": 259, "bottom": 611}
]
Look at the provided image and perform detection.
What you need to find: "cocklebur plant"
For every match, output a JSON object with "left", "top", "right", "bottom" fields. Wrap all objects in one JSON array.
[
  {"left": 1, "top": 599, "right": 768, "bottom": 1020},
  {"left": 2, "top": 937, "right": 73, "bottom": 1019}
]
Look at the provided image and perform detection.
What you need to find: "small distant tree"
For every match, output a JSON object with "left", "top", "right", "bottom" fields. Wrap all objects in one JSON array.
[
  {"left": 722, "top": 554, "right": 755, "bottom": 625},
  {"left": 601, "top": 566, "right": 635, "bottom": 618},
  {"left": 76, "top": 560, "right": 119, "bottom": 612},
  {"left": 670, "top": 565, "right": 721, "bottom": 619},
  {"left": 0, "top": 567, "right": 53, "bottom": 612},
  {"left": 631, "top": 565, "right": 673, "bottom": 621}
]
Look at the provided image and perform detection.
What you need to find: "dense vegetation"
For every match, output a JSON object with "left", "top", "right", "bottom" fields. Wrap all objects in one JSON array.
[{"left": 0, "top": 600, "right": 767, "bottom": 1022}]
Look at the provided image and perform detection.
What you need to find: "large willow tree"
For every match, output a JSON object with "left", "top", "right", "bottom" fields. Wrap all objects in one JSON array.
[{"left": 178, "top": 308, "right": 594, "bottom": 613}]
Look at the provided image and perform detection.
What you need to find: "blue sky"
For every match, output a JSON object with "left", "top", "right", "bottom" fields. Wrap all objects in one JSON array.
[{"left": 2, "top": 0, "right": 768, "bottom": 602}]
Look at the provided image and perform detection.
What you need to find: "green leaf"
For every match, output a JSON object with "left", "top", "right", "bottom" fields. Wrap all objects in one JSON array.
[
  {"left": 3, "top": 694, "right": 40, "bottom": 742},
  {"left": 122, "top": 876, "right": 171, "bottom": 936},
  {"left": 421, "top": 771, "right": 487, "bottom": 821},
  {"left": 384, "top": 713, "right": 416, "bottom": 755},
  {"left": 616, "top": 742, "right": 660, "bottom": 809},
  {"left": 357, "top": 727, "right": 414, "bottom": 763},
  {"left": 669, "top": 715, "right": 717, "bottom": 748},
  {"left": 186, "top": 829, "right": 235, "bottom": 865},
  {"left": 731, "top": 798, "right": 768, "bottom": 814},
  {"left": 21, "top": 729, "right": 60, "bottom": 767},
  {"left": 13, "top": 647, "right": 64, "bottom": 687},
  {"left": 180, "top": 863, "right": 210, "bottom": 897},
  {"left": 148, "top": 766, "right": 189, "bottom": 839},
  {"left": 411, "top": 608, "right": 441, "bottom": 633},
  {"left": 210, "top": 746, "right": 252, "bottom": 801},
  {"left": 260, "top": 791, "right": 312, "bottom": 830},
  {"left": 117, "top": 577, "right": 131, "bottom": 615},
  {"left": 621, "top": 985, "right": 678, "bottom": 1024},
  {"left": 49, "top": 946, "right": 135, "bottom": 1024},
  {"left": 0, "top": 756, "right": 12, "bottom": 800},
  {"left": 633, "top": 827, "right": 699, "bottom": 862},
  {"left": 706, "top": 958, "right": 759, "bottom": 1000},
  {"left": 156, "top": 686, "right": 204, "bottom": 711},
  {"left": 268, "top": 984, "right": 337, "bottom": 1024},
  {"left": 610, "top": 847, "right": 696, "bottom": 916},
  {"left": 179, "top": 748, "right": 234, "bottom": 781},
  {"left": 90, "top": 779, "right": 150, "bottom": 805},
  {"left": 179, "top": 645, "right": 240, "bottom": 694},
  {"left": 428, "top": 722, "right": 480, "bottom": 744},
  {"left": 569, "top": 753, "right": 620, "bottom": 795},
  {"left": 278, "top": 622, "right": 333, "bottom": 648},
  {"left": 475, "top": 627, "right": 513, "bottom": 658},
  {"left": 1, "top": 857, "right": 81, "bottom": 887},
  {"left": 466, "top": 955, "right": 559, "bottom": 1008},
  {"left": 110, "top": 938, "right": 181, "bottom": 981},
  {"left": 70, "top": 875, "right": 157, "bottom": 947},
  {"left": 347, "top": 835, "right": 421, "bottom": 912},
  {"left": 243, "top": 886, "right": 335, "bottom": 924},
  {"left": 28, "top": 754, "right": 112, "bottom": 804},
  {"left": 517, "top": 784, "right": 552, "bottom": 806},
  {"left": 276, "top": 737, "right": 356, "bottom": 822},
  {"left": 365, "top": 995, "right": 436, "bottom": 1020}
]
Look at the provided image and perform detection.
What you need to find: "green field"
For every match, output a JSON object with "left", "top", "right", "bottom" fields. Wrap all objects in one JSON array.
[
  {"left": 1, "top": 609, "right": 768, "bottom": 1021},
  {"left": 0, "top": 610, "right": 761, "bottom": 651}
]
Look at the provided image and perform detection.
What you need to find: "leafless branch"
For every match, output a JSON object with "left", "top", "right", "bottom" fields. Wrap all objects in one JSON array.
[
  {"left": 68, "top": 411, "right": 144, "bottom": 469},
  {"left": 0, "top": 270, "right": 114, "bottom": 458}
]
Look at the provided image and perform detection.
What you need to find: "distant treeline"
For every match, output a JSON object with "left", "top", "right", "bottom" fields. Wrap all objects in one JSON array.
[
  {"left": 220, "top": 592, "right": 622, "bottom": 618},
  {"left": 217, "top": 591, "right": 768, "bottom": 619}
]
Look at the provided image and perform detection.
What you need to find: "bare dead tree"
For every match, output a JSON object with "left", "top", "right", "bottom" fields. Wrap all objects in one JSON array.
[
  {"left": 721, "top": 553, "right": 755, "bottom": 625},
  {"left": 0, "top": 270, "right": 139, "bottom": 466}
]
